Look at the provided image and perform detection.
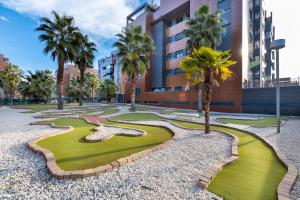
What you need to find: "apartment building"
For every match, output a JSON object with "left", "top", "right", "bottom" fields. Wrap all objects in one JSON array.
[
  {"left": 62, "top": 64, "right": 98, "bottom": 96},
  {"left": 99, "top": 0, "right": 274, "bottom": 112},
  {"left": 245, "top": 0, "right": 275, "bottom": 88}
]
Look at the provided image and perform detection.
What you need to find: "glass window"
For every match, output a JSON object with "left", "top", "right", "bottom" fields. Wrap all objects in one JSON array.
[
  {"left": 175, "top": 50, "right": 184, "bottom": 58},
  {"left": 176, "top": 17, "right": 183, "bottom": 24},
  {"left": 135, "top": 88, "right": 141, "bottom": 96},
  {"left": 175, "top": 86, "right": 182, "bottom": 92}
]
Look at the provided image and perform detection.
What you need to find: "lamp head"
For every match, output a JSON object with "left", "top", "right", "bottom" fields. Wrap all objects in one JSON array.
[{"left": 271, "top": 39, "right": 285, "bottom": 50}]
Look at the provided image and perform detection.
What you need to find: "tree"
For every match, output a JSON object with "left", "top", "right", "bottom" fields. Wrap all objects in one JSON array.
[
  {"left": 18, "top": 70, "right": 55, "bottom": 103},
  {"left": 85, "top": 72, "right": 101, "bottom": 102},
  {"left": 75, "top": 34, "right": 97, "bottom": 106},
  {"left": 99, "top": 79, "right": 117, "bottom": 102},
  {"left": 180, "top": 47, "right": 236, "bottom": 133},
  {"left": 65, "top": 77, "right": 84, "bottom": 101},
  {"left": 184, "top": 5, "right": 224, "bottom": 50},
  {"left": 36, "top": 11, "right": 80, "bottom": 110},
  {"left": 184, "top": 5, "right": 225, "bottom": 112},
  {"left": 114, "top": 25, "right": 154, "bottom": 111},
  {"left": 0, "top": 64, "right": 23, "bottom": 105}
]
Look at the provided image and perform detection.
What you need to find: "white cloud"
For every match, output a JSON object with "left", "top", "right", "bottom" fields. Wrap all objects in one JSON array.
[
  {"left": 0, "top": 0, "right": 137, "bottom": 38},
  {"left": 0, "top": 15, "right": 8, "bottom": 22}
]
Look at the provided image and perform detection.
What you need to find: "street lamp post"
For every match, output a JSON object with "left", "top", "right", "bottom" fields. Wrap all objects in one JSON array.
[{"left": 271, "top": 39, "right": 285, "bottom": 133}]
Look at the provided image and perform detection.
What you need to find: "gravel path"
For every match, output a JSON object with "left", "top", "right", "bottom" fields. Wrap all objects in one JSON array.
[
  {"left": 246, "top": 118, "right": 300, "bottom": 200},
  {"left": 0, "top": 107, "right": 232, "bottom": 200}
]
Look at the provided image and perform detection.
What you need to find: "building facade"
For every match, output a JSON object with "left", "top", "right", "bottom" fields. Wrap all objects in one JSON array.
[
  {"left": 246, "top": 0, "right": 275, "bottom": 88},
  {"left": 100, "top": 0, "right": 275, "bottom": 112},
  {"left": 0, "top": 54, "right": 10, "bottom": 95},
  {"left": 61, "top": 64, "right": 98, "bottom": 96}
]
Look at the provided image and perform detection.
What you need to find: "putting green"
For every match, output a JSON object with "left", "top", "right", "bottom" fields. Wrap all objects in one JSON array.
[
  {"left": 110, "top": 113, "right": 286, "bottom": 200},
  {"left": 170, "top": 120, "right": 286, "bottom": 200},
  {"left": 216, "top": 116, "right": 286, "bottom": 127},
  {"left": 36, "top": 118, "right": 173, "bottom": 171}
]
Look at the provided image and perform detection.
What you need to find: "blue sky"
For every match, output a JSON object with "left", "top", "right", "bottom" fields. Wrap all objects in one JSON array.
[
  {"left": 0, "top": 0, "right": 151, "bottom": 72},
  {"left": 0, "top": 0, "right": 299, "bottom": 78}
]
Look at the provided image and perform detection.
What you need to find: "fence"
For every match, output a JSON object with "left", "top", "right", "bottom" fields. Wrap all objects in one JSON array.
[{"left": 242, "top": 86, "right": 300, "bottom": 116}]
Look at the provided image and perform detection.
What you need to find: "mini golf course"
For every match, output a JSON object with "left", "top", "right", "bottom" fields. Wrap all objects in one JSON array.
[
  {"left": 111, "top": 113, "right": 287, "bottom": 200},
  {"left": 36, "top": 118, "right": 173, "bottom": 171}
]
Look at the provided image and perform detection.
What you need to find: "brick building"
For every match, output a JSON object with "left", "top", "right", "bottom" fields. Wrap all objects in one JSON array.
[
  {"left": 99, "top": 0, "right": 275, "bottom": 112},
  {"left": 61, "top": 64, "right": 98, "bottom": 96}
]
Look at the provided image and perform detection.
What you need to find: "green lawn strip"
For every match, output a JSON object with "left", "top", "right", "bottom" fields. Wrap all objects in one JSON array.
[
  {"left": 13, "top": 104, "right": 58, "bottom": 112},
  {"left": 169, "top": 120, "right": 286, "bottom": 200},
  {"left": 216, "top": 116, "right": 287, "bottom": 127},
  {"left": 111, "top": 113, "right": 162, "bottom": 121},
  {"left": 98, "top": 108, "right": 119, "bottom": 116},
  {"left": 36, "top": 118, "right": 172, "bottom": 171}
]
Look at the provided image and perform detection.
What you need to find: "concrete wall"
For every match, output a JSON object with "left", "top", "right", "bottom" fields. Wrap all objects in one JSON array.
[{"left": 242, "top": 86, "right": 300, "bottom": 116}]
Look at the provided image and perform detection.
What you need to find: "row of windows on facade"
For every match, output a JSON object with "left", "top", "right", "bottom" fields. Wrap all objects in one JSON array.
[
  {"left": 149, "top": 86, "right": 183, "bottom": 93},
  {"left": 166, "top": 31, "right": 186, "bottom": 44},
  {"left": 166, "top": 13, "right": 190, "bottom": 28},
  {"left": 166, "top": 49, "right": 187, "bottom": 61}
]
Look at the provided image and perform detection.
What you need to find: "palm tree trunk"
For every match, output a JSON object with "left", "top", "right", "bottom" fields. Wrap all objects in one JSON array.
[
  {"left": 79, "top": 70, "right": 84, "bottom": 106},
  {"left": 197, "top": 85, "right": 202, "bottom": 115},
  {"left": 203, "top": 71, "right": 213, "bottom": 134},
  {"left": 130, "top": 80, "right": 136, "bottom": 112},
  {"left": 57, "top": 58, "right": 64, "bottom": 110}
]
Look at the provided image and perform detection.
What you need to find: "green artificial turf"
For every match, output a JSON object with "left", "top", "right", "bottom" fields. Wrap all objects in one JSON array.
[
  {"left": 99, "top": 108, "right": 119, "bottom": 116},
  {"left": 170, "top": 120, "right": 287, "bottom": 200},
  {"left": 14, "top": 104, "right": 58, "bottom": 112},
  {"left": 111, "top": 113, "right": 163, "bottom": 121},
  {"left": 216, "top": 116, "right": 286, "bottom": 127},
  {"left": 36, "top": 118, "right": 173, "bottom": 171}
]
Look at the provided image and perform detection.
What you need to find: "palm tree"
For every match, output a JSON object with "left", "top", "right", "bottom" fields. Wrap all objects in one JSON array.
[
  {"left": 180, "top": 47, "right": 236, "bottom": 133},
  {"left": 99, "top": 79, "right": 117, "bottom": 102},
  {"left": 75, "top": 34, "right": 97, "bottom": 106},
  {"left": 36, "top": 11, "right": 80, "bottom": 110},
  {"left": 184, "top": 5, "right": 224, "bottom": 50},
  {"left": 18, "top": 70, "right": 55, "bottom": 103},
  {"left": 0, "top": 64, "right": 23, "bottom": 105},
  {"left": 114, "top": 25, "right": 154, "bottom": 111},
  {"left": 65, "top": 77, "right": 82, "bottom": 102},
  {"left": 85, "top": 72, "right": 101, "bottom": 102},
  {"left": 184, "top": 5, "right": 225, "bottom": 112}
]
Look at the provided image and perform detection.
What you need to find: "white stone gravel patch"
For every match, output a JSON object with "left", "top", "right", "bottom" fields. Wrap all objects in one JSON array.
[
  {"left": 246, "top": 118, "right": 300, "bottom": 200},
  {"left": 86, "top": 125, "right": 145, "bottom": 142},
  {"left": 0, "top": 107, "right": 231, "bottom": 199}
]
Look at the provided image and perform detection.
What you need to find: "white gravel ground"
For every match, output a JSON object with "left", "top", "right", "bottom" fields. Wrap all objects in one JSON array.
[
  {"left": 246, "top": 118, "right": 300, "bottom": 200},
  {"left": 0, "top": 107, "right": 231, "bottom": 200}
]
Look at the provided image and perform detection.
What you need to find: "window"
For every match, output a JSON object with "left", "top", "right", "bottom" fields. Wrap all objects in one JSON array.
[
  {"left": 167, "top": 53, "right": 172, "bottom": 60},
  {"left": 166, "top": 87, "right": 172, "bottom": 92},
  {"left": 175, "top": 86, "right": 182, "bottom": 92},
  {"left": 135, "top": 88, "right": 141, "bottom": 96},
  {"left": 175, "top": 68, "right": 183, "bottom": 75},
  {"left": 175, "top": 32, "right": 185, "bottom": 41},
  {"left": 175, "top": 50, "right": 184, "bottom": 58},
  {"left": 176, "top": 17, "right": 183, "bottom": 24}
]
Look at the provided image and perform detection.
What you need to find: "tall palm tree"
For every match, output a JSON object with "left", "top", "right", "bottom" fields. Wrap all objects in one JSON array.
[
  {"left": 184, "top": 5, "right": 225, "bottom": 112},
  {"left": 75, "top": 34, "right": 97, "bottom": 106},
  {"left": 36, "top": 11, "right": 80, "bottom": 110},
  {"left": 18, "top": 70, "right": 55, "bottom": 103},
  {"left": 180, "top": 47, "right": 236, "bottom": 133},
  {"left": 114, "top": 25, "right": 154, "bottom": 111},
  {"left": 0, "top": 64, "right": 23, "bottom": 105}
]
